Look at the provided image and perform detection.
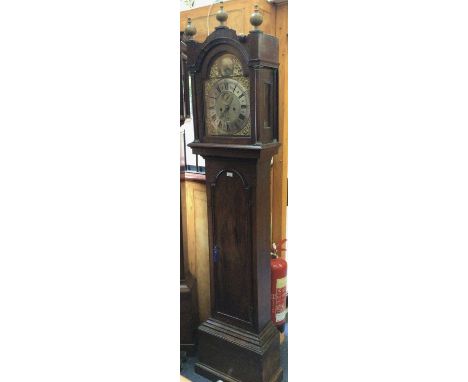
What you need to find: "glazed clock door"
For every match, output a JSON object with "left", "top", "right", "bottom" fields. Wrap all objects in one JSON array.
[{"left": 211, "top": 169, "right": 253, "bottom": 328}]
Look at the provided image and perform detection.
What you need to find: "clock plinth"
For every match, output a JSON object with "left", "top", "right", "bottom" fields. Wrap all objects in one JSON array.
[{"left": 195, "top": 318, "right": 282, "bottom": 382}]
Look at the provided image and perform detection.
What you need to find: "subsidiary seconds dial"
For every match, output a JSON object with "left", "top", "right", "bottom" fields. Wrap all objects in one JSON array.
[{"left": 206, "top": 78, "right": 250, "bottom": 135}]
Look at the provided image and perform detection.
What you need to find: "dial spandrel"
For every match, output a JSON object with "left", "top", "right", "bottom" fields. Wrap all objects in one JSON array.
[{"left": 204, "top": 54, "right": 251, "bottom": 136}]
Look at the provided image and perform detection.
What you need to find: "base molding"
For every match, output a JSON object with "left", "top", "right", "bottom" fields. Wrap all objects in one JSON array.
[
  {"left": 195, "top": 318, "right": 283, "bottom": 382},
  {"left": 195, "top": 362, "right": 283, "bottom": 382},
  {"left": 195, "top": 362, "right": 242, "bottom": 382}
]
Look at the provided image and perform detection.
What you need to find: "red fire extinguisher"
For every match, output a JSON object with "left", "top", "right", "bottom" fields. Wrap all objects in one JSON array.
[{"left": 271, "top": 239, "right": 287, "bottom": 329}]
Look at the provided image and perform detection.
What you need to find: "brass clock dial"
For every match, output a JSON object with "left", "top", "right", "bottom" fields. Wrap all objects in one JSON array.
[
  {"left": 204, "top": 54, "right": 251, "bottom": 136},
  {"left": 206, "top": 78, "right": 250, "bottom": 135}
]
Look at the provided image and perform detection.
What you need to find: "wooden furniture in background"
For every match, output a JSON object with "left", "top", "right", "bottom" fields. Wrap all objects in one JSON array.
[
  {"left": 272, "top": 2, "right": 288, "bottom": 243},
  {"left": 180, "top": 39, "right": 199, "bottom": 353},
  {"left": 180, "top": 176, "right": 210, "bottom": 324},
  {"left": 180, "top": 207, "right": 198, "bottom": 353}
]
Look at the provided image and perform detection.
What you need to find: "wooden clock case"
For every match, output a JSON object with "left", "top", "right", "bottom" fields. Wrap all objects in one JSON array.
[{"left": 186, "top": 23, "right": 283, "bottom": 382}]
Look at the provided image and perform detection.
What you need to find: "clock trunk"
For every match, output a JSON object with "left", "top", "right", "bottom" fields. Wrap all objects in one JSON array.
[{"left": 210, "top": 165, "right": 254, "bottom": 327}]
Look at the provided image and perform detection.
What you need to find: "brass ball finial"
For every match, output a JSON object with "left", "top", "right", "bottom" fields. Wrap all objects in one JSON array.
[
  {"left": 216, "top": 2, "right": 228, "bottom": 27},
  {"left": 250, "top": 4, "right": 263, "bottom": 31},
  {"left": 184, "top": 18, "right": 197, "bottom": 40}
]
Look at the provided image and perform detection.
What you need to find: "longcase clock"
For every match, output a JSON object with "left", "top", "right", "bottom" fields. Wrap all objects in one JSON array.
[{"left": 185, "top": 5, "right": 282, "bottom": 382}]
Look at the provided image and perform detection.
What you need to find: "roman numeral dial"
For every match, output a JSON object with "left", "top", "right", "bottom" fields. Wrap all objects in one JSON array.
[{"left": 204, "top": 77, "right": 250, "bottom": 136}]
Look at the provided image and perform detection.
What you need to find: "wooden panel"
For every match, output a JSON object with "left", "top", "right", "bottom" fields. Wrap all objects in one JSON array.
[
  {"left": 181, "top": 180, "right": 210, "bottom": 322},
  {"left": 272, "top": 3, "right": 288, "bottom": 248},
  {"left": 180, "top": 0, "right": 276, "bottom": 42},
  {"left": 187, "top": 8, "right": 245, "bottom": 43}
]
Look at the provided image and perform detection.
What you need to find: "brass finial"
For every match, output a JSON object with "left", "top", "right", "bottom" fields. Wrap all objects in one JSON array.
[
  {"left": 216, "top": 2, "right": 228, "bottom": 27},
  {"left": 184, "top": 18, "right": 197, "bottom": 40},
  {"left": 250, "top": 4, "right": 263, "bottom": 31}
]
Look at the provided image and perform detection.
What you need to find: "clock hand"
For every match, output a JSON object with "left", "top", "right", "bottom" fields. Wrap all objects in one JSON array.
[
  {"left": 221, "top": 104, "right": 230, "bottom": 118},
  {"left": 222, "top": 92, "right": 234, "bottom": 106}
]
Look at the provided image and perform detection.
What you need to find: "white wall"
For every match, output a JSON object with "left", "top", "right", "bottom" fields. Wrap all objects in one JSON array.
[{"left": 180, "top": 0, "right": 227, "bottom": 12}]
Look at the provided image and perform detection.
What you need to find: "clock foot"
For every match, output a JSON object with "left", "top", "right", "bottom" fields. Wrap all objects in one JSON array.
[{"left": 195, "top": 318, "right": 283, "bottom": 382}]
